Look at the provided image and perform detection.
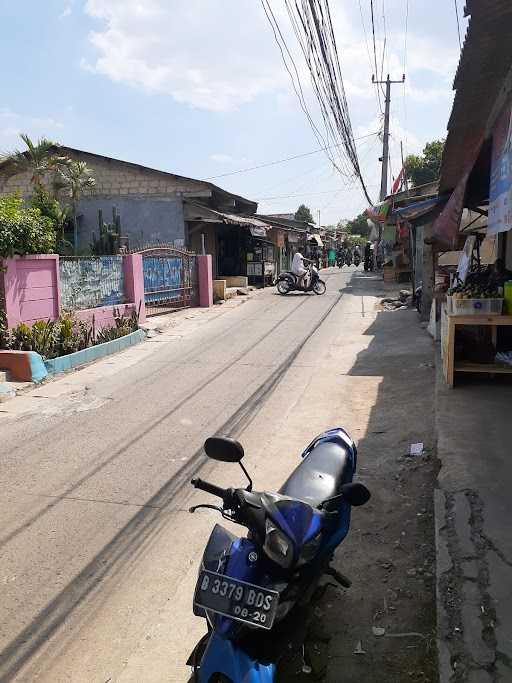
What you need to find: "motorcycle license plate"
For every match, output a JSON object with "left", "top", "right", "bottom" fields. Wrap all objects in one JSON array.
[{"left": 194, "top": 570, "right": 279, "bottom": 630}]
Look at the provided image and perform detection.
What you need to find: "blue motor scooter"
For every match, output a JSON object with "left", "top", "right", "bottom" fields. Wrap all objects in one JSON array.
[{"left": 187, "top": 428, "right": 370, "bottom": 682}]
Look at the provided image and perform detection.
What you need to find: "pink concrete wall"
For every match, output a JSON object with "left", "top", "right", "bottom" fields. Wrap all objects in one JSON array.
[
  {"left": 0, "top": 254, "right": 144, "bottom": 330},
  {"left": 74, "top": 303, "right": 138, "bottom": 331},
  {"left": 1, "top": 255, "right": 60, "bottom": 328},
  {"left": 197, "top": 254, "right": 213, "bottom": 307},
  {"left": 123, "top": 253, "right": 146, "bottom": 322}
]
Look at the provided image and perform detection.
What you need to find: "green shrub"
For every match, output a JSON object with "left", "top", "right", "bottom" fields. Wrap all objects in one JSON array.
[
  {"left": 0, "top": 309, "right": 9, "bottom": 349},
  {"left": 6, "top": 309, "right": 139, "bottom": 359},
  {"left": 10, "top": 322, "right": 33, "bottom": 351},
  {"left": 0, "top": 194, "right": 56, "bottom": 257}
]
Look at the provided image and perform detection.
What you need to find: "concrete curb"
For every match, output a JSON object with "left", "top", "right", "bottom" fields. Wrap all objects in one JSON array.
[
  {"left": 0, "top": 349, "right": 48, "bottom": 383},
  {"left": 44, "top": 329, "right": 146, "bottom": 375}
]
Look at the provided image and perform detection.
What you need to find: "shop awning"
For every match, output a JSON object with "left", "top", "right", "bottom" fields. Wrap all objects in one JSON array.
[
  {"left": 308, "top": 234, "right": 324, "bottom": 246},
  {"left": 184, "top": 200, "right": 269, "bottom": 234}
]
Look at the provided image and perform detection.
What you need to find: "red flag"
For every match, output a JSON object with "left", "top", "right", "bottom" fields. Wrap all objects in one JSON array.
[{"left": 391, "top": 167, "right": 404, "bottom": 194}]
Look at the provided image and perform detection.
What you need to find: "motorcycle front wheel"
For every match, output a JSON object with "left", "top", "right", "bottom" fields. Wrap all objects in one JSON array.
[
  {"left": 277, "top": 279, "right": 291, "bottom": 295},
  {"left": 313, "top": 280, "right": 326, "bottom": 295}
]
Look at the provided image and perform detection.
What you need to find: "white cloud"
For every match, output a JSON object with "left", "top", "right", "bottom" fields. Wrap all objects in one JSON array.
[
  {"left": 82, "top": 0, "right": 458, "bottom": 117},
  {"left": 83, "top": 0, "right": 290, "bottom": 112}
]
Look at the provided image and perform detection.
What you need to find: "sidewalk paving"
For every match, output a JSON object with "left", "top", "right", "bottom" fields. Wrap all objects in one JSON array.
[{"left": 435, "top": 360, "right": 512, "bottom": 682}]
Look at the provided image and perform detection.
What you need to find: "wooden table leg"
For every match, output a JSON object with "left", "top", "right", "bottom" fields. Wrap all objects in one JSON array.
[{"left": 447, "top": 318, "right": 455, "bottom": 388}]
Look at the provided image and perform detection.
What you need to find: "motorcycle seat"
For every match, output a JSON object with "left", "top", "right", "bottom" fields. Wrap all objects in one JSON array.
[{"left": 278, "top": 441, "right": 352, "bottom": 508}]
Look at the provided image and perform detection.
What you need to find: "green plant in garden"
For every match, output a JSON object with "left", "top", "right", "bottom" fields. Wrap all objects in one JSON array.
[
  {"left": 55, "top": 160, "right": 96, "bottom": 255},
  {"left": 5, "top": 308, "right": 138, "bottom": 359},
  {"left": 91, "top": 207, "right": 121, "bottom": 255},
  {"left": 10, "top": 322, "right": 33, "bottom": 351},
  {"left": 31, "top": 319, "right": 61, "bottom": 358},
  {"left": 0, "top": 134, "right": 67, "bottom": 189},
  {"left": 0, "top": 309, "right": 9, "bottom": 349},
  {"left": 0, "top": 194, "right": 56, "bottom": 257}
]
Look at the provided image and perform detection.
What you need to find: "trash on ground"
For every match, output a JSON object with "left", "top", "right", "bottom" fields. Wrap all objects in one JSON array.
[
  {"left": 409, "top": 442, "right": 424, "bottom": 457},
  {"left": 353, "top": 640, "right": 366, "bottom": 654},
  {"left": 381, "top": 290, "right": 413, "bottom": 311}
]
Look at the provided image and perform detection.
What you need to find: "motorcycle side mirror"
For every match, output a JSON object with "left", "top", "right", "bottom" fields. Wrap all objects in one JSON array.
[
  {"left": 204, "top": 436, "right": 253, "bottom": 491},
  {"left": 204, "top": 437, "right": 244, "bottom": 463},
  {"left": 341, "top": 482, "right": 371, "bottom": 506},
  {"left": 320, "top": 482, "right": 371, "bottom": 510}
]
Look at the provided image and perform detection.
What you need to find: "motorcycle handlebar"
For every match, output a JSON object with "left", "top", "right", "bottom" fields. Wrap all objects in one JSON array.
[{"left": 191, "top": 477, "right": 228, "bottom": 500}]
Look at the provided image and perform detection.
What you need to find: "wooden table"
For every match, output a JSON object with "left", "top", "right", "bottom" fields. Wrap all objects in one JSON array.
[{"left": 441, "top": 309, "right": 512, "bottom": 387}]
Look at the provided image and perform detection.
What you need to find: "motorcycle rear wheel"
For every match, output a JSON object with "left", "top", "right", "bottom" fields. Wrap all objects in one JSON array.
[
  {"left": 277, "top": 279, "right": 291, "bottom": 295},
  {"left": 313, "top": 280, "right": 326, "bottom": 295}
]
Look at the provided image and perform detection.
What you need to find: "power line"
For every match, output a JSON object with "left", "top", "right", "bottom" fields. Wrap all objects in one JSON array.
[
  {"left": 270, "top": 0, "right": 374, "bottom": 204},
  {"left": 379, "top": 0, "right": 387, "bottom": 86},
  {"left": 358, "top": 0, "right": 382, "bottom": 114},
  {"left": 454, "top": 0, "right": 462, "bottom": 50},
  {"left": 257, "top": 185, "right": 379, "bottom": 201},
  {"left": 402, "top": 0, "right": 409, "bottom": 159},
  {"left": 370, "top": 1, "right": 381, "bottom": 93},
  {"left": 259, "top": 0, "right": 334, "bottom": 167},
  {"left": 204, "top": 131, "right": 379, "bottom": 180}
]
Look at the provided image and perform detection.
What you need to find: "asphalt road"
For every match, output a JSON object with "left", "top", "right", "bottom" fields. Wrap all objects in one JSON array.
[{"left": 0, "top": 267, "right": 436, "bottom": 683}]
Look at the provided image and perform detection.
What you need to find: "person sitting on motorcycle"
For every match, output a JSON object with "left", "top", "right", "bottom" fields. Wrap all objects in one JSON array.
[{"left": 292, "top": 251, "right": 311, "bottom": 288}]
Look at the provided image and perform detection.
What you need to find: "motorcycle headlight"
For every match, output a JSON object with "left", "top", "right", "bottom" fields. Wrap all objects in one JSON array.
[
  {"left": 297, "top": 531, "right": 322, "bottom": 567},
  {"left": 263, "top": 519, "right": 294, "bottom": 569}
]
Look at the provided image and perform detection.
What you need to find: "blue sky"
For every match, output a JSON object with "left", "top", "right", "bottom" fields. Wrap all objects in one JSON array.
[{"left": 0, "top": 0, "right": 467, "bottom": 225}]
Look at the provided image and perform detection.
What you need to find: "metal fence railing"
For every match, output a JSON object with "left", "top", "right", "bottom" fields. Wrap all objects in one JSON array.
[{"left": 59, "top": 256, "right": 126, "bottom": 311}]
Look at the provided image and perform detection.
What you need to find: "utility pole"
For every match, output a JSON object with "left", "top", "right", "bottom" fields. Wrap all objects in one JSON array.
[{"left": 372, "top": 73, "right": 405, "bottom": 201}]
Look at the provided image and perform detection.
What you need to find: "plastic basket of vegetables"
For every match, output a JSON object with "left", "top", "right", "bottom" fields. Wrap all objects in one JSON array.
[{"left": 447, "top": 285, "right": 503, "bottom": 316}]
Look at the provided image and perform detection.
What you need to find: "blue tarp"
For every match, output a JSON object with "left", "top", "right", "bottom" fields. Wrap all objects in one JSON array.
[{"left": 392, "top": 194, "right": 448, "bottom": 221}]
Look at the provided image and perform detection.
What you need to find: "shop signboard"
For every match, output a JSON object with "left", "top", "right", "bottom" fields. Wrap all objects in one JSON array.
[{"left": 489, "top": 104, "right": 512, "bottom": 235}]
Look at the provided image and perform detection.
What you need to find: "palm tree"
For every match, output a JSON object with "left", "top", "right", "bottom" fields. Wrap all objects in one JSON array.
[
  {"left": 56, "top": 160, "right": 96, "bottom": 254},
  {"left": 0, "top": 133, "right": 67, "bottom": 188}
]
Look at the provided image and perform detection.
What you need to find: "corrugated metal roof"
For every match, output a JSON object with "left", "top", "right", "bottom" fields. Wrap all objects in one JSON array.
[
  {"left": 440, "top": 0, "right": 512, "bottom": 192},
  {"left": 184, "top": 200, "right": 269, "bottom": 230}
]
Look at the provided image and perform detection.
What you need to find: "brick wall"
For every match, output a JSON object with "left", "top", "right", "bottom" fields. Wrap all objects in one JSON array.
[
  {"left": 0, "top": 149, "right": 211, "bottom": 250},
  {"left": 67, "top": 150, "right": 206, "bottom": 198}
]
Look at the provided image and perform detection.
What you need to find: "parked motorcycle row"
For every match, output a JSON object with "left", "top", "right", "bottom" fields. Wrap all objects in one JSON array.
[{"left": 187, "top": 430, "right": 370, "bottom": 682}]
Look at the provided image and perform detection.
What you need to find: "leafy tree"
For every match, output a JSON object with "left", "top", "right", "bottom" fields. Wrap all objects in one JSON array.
[
  {"left": 30, "top": 187, "right": 72, "bottom": 254},
  {"left": 0, "top": 194, "right": 56, "bottom": 257},
  {"left": 405, "top": 139, "right": 445, "bottom": 187},
  {"left": 0, "top": 133, "right": 67, "bottom": 189},
  {"left": 345, "top": 212, "right": 371, "bottom": 237},
  {"left": 55, "top": 160, "right": 96, "bottom": 254},
  {"left": 294, "top": 204, "right": 314, "bottom": 224}
]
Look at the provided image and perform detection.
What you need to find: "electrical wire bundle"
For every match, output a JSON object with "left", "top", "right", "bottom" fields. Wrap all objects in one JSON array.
[{"left": 261, "top": 0, "right": 374, "bottom": 205}]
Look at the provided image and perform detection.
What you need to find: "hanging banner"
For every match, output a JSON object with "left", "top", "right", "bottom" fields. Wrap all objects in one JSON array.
[
  {"left": 488, "top": 104, "right": 512, "bottom": 235},
  {"left": 366, "top": 201, "right": 390, "bottom": 223}
]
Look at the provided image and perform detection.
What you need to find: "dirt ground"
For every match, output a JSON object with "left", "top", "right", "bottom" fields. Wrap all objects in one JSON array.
[{"left": 280, "top": 300, "right": 438, "bottom": 683}]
